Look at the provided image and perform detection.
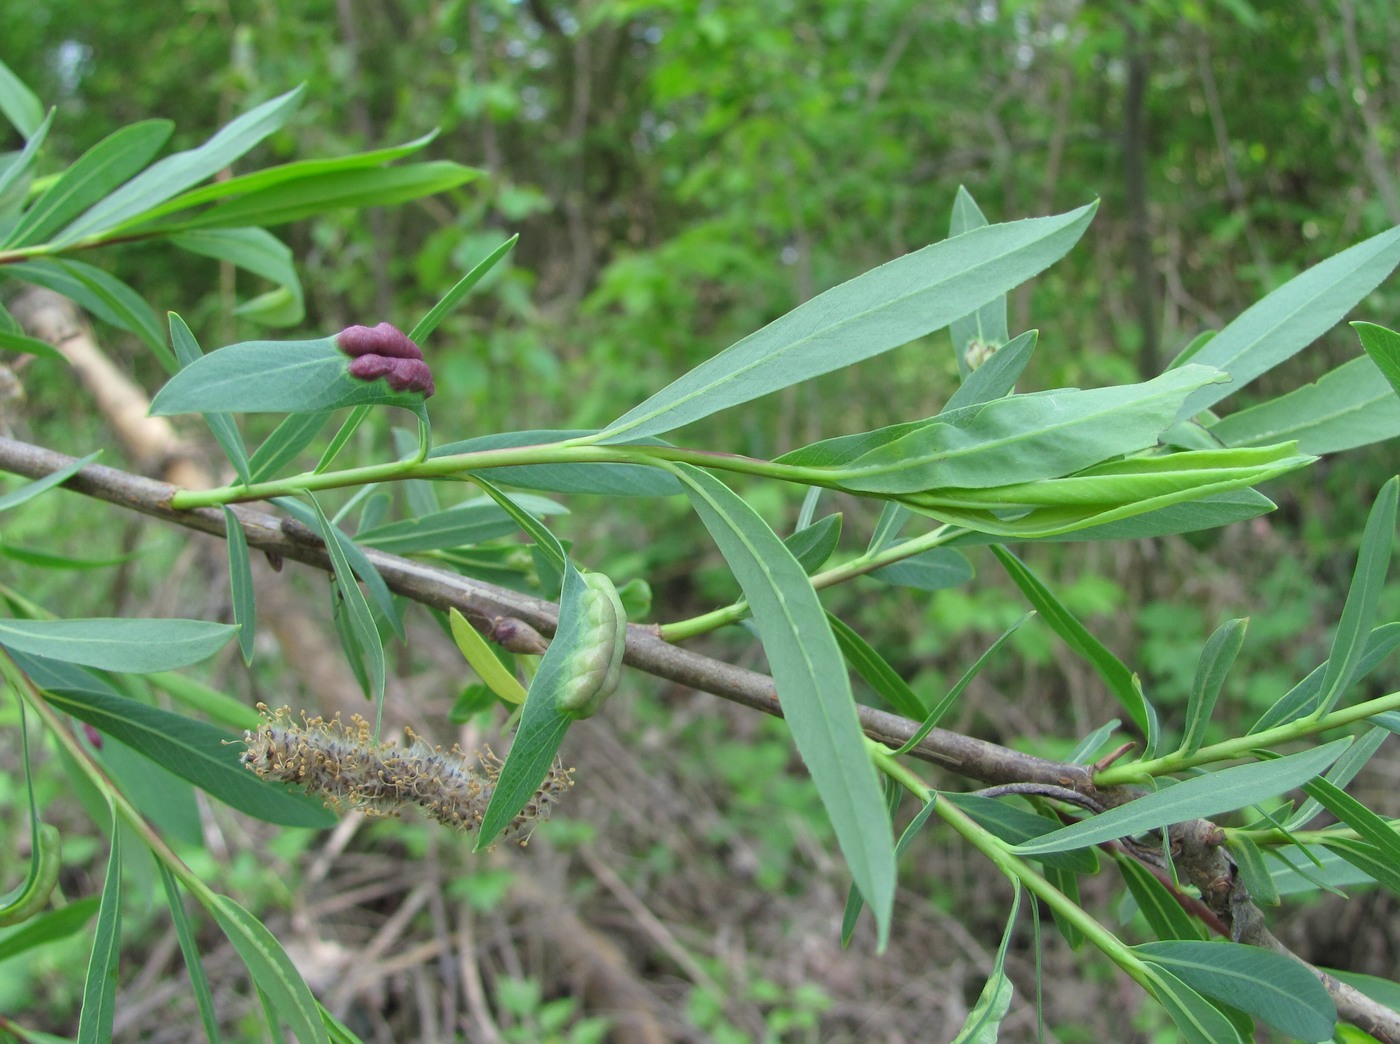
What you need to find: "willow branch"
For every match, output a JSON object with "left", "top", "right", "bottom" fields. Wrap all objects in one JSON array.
[{"left": 0, "top": 434, "right": 1088, "bottom": 789}]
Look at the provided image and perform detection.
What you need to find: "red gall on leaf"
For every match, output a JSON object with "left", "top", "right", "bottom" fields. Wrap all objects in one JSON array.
[{"left": 337, "top": 322, "right": 436, "bottom": 396}]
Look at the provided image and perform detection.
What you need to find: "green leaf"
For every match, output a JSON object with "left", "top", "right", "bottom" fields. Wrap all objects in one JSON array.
[
  {"left": 1179, "top": 618, "right": 1247, "bottom": 756},
  {"left": 22, "top": 667, "right": 334, "bottom": 827},
  {"left": 121, "top": 131, "right": 439, "bottom": 225},
  {"left": 824, "top": 368, "right": 1231, "bottom": 495},
  {"left": 828, "top": 614, "right": 927, "bottom": 720},
  {"left": 76, "top": 811, "right": 121, "bottom": 1044},
  {"left": 0, "top": 57, "right": 44, "bottom": 139},
  {"left": 1225, "top": 834, "right": 1279, "bottom": 907},
  {"left": 950, "top": 882, "right": 1019, "bottom": 1044},
  {"left": 0, "top": 617, "right": 235, "bottom": 672},
  {"left": 223, "top": 508, "right": 256, "bottom": 665},
  {"left": 951, "top": 490, "right": 1279, "bottom": 546},
  {"left": 1353, "top": 321, "right": 1400, "bottom": 400},
  {"left": 158, "top": 865, "right": 221, "bottom": 1043},
  {"left": 355, "top": 495, "right": 568, "bottom": 555},
  {"left": 842, "top": 794, "right": 938, "bottom": 946},
  {"left": 944, "top": 329, "right": 1037, "bottom": 411},
  {"left": 871, "top": 547, "right": 973, "bottom": 592},
  {"left": 209, "top": 895, "right": 329, "bottom": 1044},
  {"left": 249, "top": 412, "right": 332, "bottom": 481},
  {"left": 1068, "top": 719, "right": 1121, "bottom": 763},
  {"left": 990, "top": 546, "right": 1154, "bottom": 740},
  {"left": 150, "top": 337, "right": 429, "bottom": 415},
  {"left": 5, "top": 120, "right": 173, "bottom": 248},
  {"left": 0, "top": 897, "right": 99, "bottom": 962},
  {"left": 170, "top": 229, "right": 304, "bottom": 327},
  {"left": 1251, "top": 622, "right": 1400, "bottom": 733},
  {"left": 1116, "top": 853, "right": 1209, "bottom": 940},
  {"left": 676, "top": 463, "right": 896, "bottom": 945},
  {"left": 1300, "top": 774, "right": 1400, "bottom": 872},
  {"left": 468, "top": 474, "right": 569, "bottom": 576},
  {"left": 152, "top": 162, "right": 479, "bottom": 232},
  {"left": 449, "top": 607, "right": 525, "bottom": 705},
  {"left": 475, "top": 566, "right": 587, "bottom": 847},
  {"left": 1209, "top": 355, "right": 1400, "bottom": 454},
  {"left": 943, "top": 793, "right": 1097, "bottom": 873},
  {"left": 0, "top": 451, "right": 98, "bottom": 512},
  {"left": 432, "top": 430, "right": 681, "bottom": 497},
  {"left": 1284, "top": 725, "right": 1389, "bottom": 830},
  {"left": 55, "top": 86, "right": 306, "bottom": 243},
  {"left": 6, "top": 258, "right": 167, "bottom": 359},
  {"left": 273, "top": 497, "right": 402, "bottom": 636},
  {"left": 1178, "top": 224, "right": 1400, "bottom": 418},
  {"left": 1136, "top": 941, "right": 1336, "bottom": 1041},
  {"left": 1317, "top": 477, "right": 1397, "bottom": 718},
  {"left": 171, "top": 314, "right": 250, "bottom": 483},
  {"left": 409, "top": 234, "right": 518, "bottom": 343},
  {"left": 1320, "top": 836, "right": 1400, "bottom": 895},
  {"left": 1012, "top": 738, "right": 1352, "bottom": 855},
  {"left": 307, "top": 496, "right": 385, "bottom": 709},
  {"left": 783, "top": 512, "right": 842, "bottom": 573},
  {"left": 0, "top": 110, "right": 51, "bottom": 215},
  {"left": 601, "top": 202, "right": 1097, "bottom": 441},
  {"left": 1142, "top": 966, "right": 1247, "bottom": 1044}
]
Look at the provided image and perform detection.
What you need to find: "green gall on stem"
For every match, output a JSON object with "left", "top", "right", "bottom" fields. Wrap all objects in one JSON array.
[{"left": 556, "top": 572, "right": 627, "bottom": 719}]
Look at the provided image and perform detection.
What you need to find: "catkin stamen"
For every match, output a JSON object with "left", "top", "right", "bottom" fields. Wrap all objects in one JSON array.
[{"left": 241, "top": 704, "right": 573, "bottom": 845}]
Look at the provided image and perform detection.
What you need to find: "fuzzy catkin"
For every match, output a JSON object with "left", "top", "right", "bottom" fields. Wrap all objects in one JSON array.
[{"left": 241, "top": 705, "right": 572, "bottom": 845}]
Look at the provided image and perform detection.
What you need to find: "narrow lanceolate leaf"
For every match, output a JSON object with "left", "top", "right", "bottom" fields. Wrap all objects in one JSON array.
[
  {"left": 410, "top": 234, "right": 518, "bottom": 343},
  {"left": 828, "top": 614, "right": 926, "bottom": 721},
  {"left": 1179, "top": 618, "right": 1247, "bottom": 756},
  {"left": 0, "top": 110, "right": 51, "bottom": 214},
  {"left": 1012, "top": 738, "right": 1352, "bottom": 855},
  {"left": 449, "top": 608, "right": 525, "bottom": 705},
  {"left": 1177, "top": 224, "right": 1400, "bottom": 419},
  {"left": 601, "top": 202, "right": 1097, "bottom": 441},
  {"left": 871, "top": 547, "right": 973, "bottom": 592},
  {"left": 1320, "top": 837, "right": 1400, "bottom": 896},
  {"left": 1225, "top": 834, "right": 1279, "bottom": 907},
  {"left": 469, "top": 474, "right": 569, "bottom": 575},
  {"left": 944, "top": 329, "right": 1037, "bottom": 411},
  {"left": 990, "top": 546, "right": 1154, "bottom": 740},
  {"left": 171, "top": 314, "right": 250, "bottom": 483},
  {"left": 474, "top": 566, "right": 585, "bottom": 846},
  {"left": 1115, "top": 854, "right": 1209, "bottom": 940},
  {"left": 783, "top": 513, "right": 842, "bottom": 573},
  {"left": 157, "top": 865, "right": 221, "bottom": 1043},
  {"left": 5, "top": 120, "right": 173, "bottom": 247},
  {"left": 7, "top": 259, "right": 167, "bottom": 358},
  {"left": 274, "top": 497, "right": 402, "bottom": 637},
  {"left": 1313, "top": 477, "right": 1398, "bottom": 718},
  {"left": 248, "top": 412, "right": 331, "bottom": 481},
  {"left": 223, "top": 508, "right": 256, "bottom": 665},
  {"left": 76, "top": 810, "right": 122, "bottom": 1044},
  {"left": 209, "top": 895, "right": 329, "bottom": 1044},
  {"left": 1250, "top": 622, "right": 1400, "bottom": 733},
  {"left": 943, "top": 793, "right": 1096, "bottom": 873},
  {"left": 1136, "top": 941, "right": 1336, "bottom": 1041},
  {"left": 171, "top": 229, "right": 304, "bottom": 327},
  {"left": 1354, "top": 322, "right": 1400, "bottom": 399},
  {"left": 1301, "top": 775, "right": 1400, "bottom": 872},
  {"left": 55, "top": 85, "right": 306, "bottom": 243},
  {"left": 1209, "top": 355, "right": 1400, "bottom": 454},
  {"left": 826, "top": 366, "right": 1224, "bottom": 495},
  {"left": 27, "top": 674, "right": 334, "bottom": 827},
  {"left": 1284, "top": 725, "right": 1389, "bottom": 830},
  {"left": 0, "top": 451, "right": 98, "bottom": 512},
  {"left": 0, "top": 617, "right": 235, "bottom": 672},
  {"left": 842, "top": 796, "right": 939, "bottom": 945},
  {"left": 0, "top": 57, "right": 44, "bottom": 139},
  {"left": 355, "top": 495, "right": 567, "bottom": 555},
  {"left": 150, "top": 338, "right": 426, "bottom": 415},
  {"left": 307, "top": 496, "right": 385, "bottom": 709},
  {"left": 676, "top": 464, "right": 896, "bottom": 945},
  {"left": 947, "top": 186, "right": 1011, "bottom": 378},
  {"left": 1143, "top": 966, "right": 1247, "bottom": 1044},
  {"left": 950, "top": 883, "right": 1020, "bottom": 1044}
]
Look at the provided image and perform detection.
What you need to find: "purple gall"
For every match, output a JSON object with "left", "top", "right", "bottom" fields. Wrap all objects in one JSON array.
[{"left": 337, "top": 322, "right": 435, "bottom": 397}]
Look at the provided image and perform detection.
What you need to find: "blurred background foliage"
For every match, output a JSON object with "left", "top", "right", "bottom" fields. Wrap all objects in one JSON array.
[{"left": 4, "top": 0, "right": 1400, "bottom": 1039}]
